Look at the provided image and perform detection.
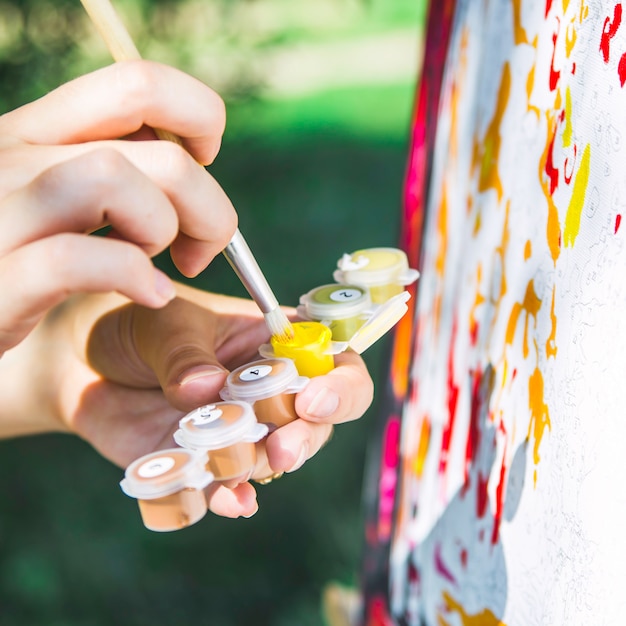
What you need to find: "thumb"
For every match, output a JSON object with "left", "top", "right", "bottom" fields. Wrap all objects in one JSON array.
[{"left": 131, "top": 297, "right": 229, "bottom": 411}]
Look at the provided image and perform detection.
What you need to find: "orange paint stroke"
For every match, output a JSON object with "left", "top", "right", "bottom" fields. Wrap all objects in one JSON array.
[
  {"left": 413, "top": 417, "right": 431, "bottom": 478},
  {"left": 564, "top": 143, "right": 591, "bottom": 247},
  {"left": 505, "top": 279, "right": 542, "bottom": 359},
  {"left": 565, "top": 19, "right": 577, "bottom": 58},
  {"left": 442, "top": 591, "right": 508, "bottom": 626},
  {"left": 474, "top": 63, "right": 510, "bottom": 200},
  {"left": 546, "top": 286, "right": 558, "bottom": 358},
  {"left": 524, "top": 239, "right": 532, "bottom": 260},
  {"left": 539, "top": 115, "right": 562, "bottom": 263},
  {"left": 512, "top": 0, "right": 528, "bottom": 44},
  {"left": 436, "top": 185, "right": 448, "bottom": 276},
  {"left": 469, "top": 264, "right": 485, "bottom": 345},
  {"left": 528, "top": 366, "right": 551, "bottom": 485},
  {"left": 526, "top": 56, "right": 541, "bottom": 118}
]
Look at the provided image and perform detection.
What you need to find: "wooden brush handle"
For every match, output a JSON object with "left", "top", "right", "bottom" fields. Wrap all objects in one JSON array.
[{"left": 79, "top": 0, "right": 182, "bottom": 145}]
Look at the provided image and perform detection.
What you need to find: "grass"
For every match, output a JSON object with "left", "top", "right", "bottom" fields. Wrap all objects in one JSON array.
[{"left": 0, "top": 1, "right": 423, "bottom": 623}]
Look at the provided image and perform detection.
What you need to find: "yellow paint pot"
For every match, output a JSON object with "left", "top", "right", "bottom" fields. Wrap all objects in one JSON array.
[
  {"left": 333, "top": 247, "right": 419, "bottom": 304},
  {"left": 270, "top": 321, "right": 334, "bottom": 377}
]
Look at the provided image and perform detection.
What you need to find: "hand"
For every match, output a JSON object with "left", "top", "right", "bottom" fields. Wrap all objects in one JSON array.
[
  {"left": 0, "top": 283, "right": 374, "bottom": 519},
  {"left": 0, "top": 60, "right": 236, "bottom": 355}
]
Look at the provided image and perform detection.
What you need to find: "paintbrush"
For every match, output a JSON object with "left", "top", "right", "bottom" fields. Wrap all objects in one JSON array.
[{"left": 79, "top": 0, "right": 294, "bottom": 343}]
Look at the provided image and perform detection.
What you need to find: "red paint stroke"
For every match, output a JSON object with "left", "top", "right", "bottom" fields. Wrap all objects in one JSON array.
[
  {"left": 463, "top": 369, "right": 484, "bottom": 490},
  {"left": 545, "top": 0, "right": 553, "bottom": 18},
  {"left": 572, "top": 62, "right": 576, "bottom": 75},
  {"left": 564, "top": 144, "right": 577, "bottom": 184},
  {"left": 377, "top": 416, "right": 401, "bottom": 541},
  {"left": 600, "top": 4, "right": 622, "bottom": 63},
  {"left": 545, "top": 125, "right": 559, "bottom": 193},
  {"left": 434, "top": 543, "right": 457, "bottom": 585},
  {"left": 366, "top": 595, "right": 395, "bottom": 626},
  {"left": 492, "top": 445, "right": 508, "bottom": 544},
  {"left": 441, "top": 320, "right": 460, "bottom": 476},
  {"left": 476, "top": 472, "right": 489, "bottom": 518},
  {"left": 619, "top": 52, "right": 626, "bottom": 85},
  {"left": 616, "top": 214, "right": 622, "bottom": 233},
  {"left": 549, "top": 24, "right": 561, "bottom": 91},
  {"left": 460, "top": 548, "right": 468, "bottom": 569}
]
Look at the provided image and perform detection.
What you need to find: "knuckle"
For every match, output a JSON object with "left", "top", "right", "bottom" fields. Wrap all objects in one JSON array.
[{"left": 113, "top": 60, "right": 161, "bottom": 115}]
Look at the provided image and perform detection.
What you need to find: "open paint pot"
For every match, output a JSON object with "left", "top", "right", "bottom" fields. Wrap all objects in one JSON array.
[
  {"left": 297, "top": 283, "right": 372, "bottom": 341},
  {"left": 120, "top": 448, "right": 213, "bottom": 532},
  {"left": 333, "top": 247, "right": 419, "bottom": 304},
  {"left": 174, "top": 401, "right": 268, "bottom": 483},
  {"left": 220, "top": 358, "right": 309, "bottom": 431}
]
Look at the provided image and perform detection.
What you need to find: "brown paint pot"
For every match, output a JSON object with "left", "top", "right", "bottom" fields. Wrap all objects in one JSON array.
[
  {"left": 174, "top": 402, "right": 268, "bottom": 483},
  {"left": 120, "top": 448, "right": 213, "bottom": 532},
  {"left": 220, "top": 358, "right": 309, "bottom": 431}
]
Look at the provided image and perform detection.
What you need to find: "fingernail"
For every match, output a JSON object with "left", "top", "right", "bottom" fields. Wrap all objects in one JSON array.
[
  {"left": 305, "top": 387, "right": 339, "bottom": 419},
  {"left": 243, "top": 503, "right": 259, "bottom": 518},
  {"left": 178, "top": 365, "right": 228, "bottom": 386},
  {"left": 287, "top": 442, "right": 309, "bottom": 473},
  {"left": 153, "top": 269, "right": 176, "bottom": 302}
]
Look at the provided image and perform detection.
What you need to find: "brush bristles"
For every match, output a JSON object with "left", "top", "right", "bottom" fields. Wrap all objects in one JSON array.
[{"left": 265, "top": 308, "right": 295, "bottom": 344}]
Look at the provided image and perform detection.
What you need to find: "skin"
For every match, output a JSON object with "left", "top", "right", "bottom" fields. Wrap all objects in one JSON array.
[{"left": 0, "top": 61, "right": 374, "bottom": 519}]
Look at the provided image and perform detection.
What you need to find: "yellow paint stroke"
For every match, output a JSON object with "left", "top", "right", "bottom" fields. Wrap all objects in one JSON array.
[
  {"left": 436, "top": 185, "right": 448, "bottom": 276},
  {"left": 442, "top": 592, "right": 508, "bottom": 626},
  {"left": 413, "top": 417, "right": 431, "bottom": 478},
  {"left": 565, "top": 20, "right": 577, "bottom": 59},
  {"left": 562, "top": 0, "right": 570, "bottom": 14},
  {"left": 564, "top": 143, "right": 591, "bottom": 247},
  {"left": 579, "top": 0, "right": 589, "bottom": 21},
  {"left": 505, "top": 279, "right": 542, "bottom": 359},
  {"left": 528, "top": 366, "right": 552, "bottom": 487},
  {"left": 473, "top": 63, "right": 510, "bottom": 200},
  {"left": 539, "top": 114, "right": 561, "bottom": 263},
  {"left": 546, "top": 286, "right": 558, "bottom": 358},
  {"left": 562, "top": 86, "right": 573, "bottom": 148},
  {"left": 524, "top": 239, "right": 532, "bottom": 260},
  {"left": 512, "top": 0, "right": 528, "bottom": 44}
]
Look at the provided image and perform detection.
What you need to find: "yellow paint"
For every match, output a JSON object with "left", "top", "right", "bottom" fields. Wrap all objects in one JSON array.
[
  {"left": 546, "top": 286, "right": 558, "bottom": 358},
  {"left": 562, "top": 0, "right": 570, "bottom": 11},
  {"left": 442, "top": 592, "right": 507, "bottom": 626},
  {"left": 505, "top": 279, "right": 542, "bottom": 359},
  {"left": 564, "top": 143, "right": 591, "bottom": 247},
  {"left": 271, "top": 321, "right": 334, "bottom": 377},
  {"left": 524, "top": 239, "right": 532, "bottom": 260},
  {"left": 528, "top": 366, "right": 552, "bottom": 485},
  {"left": 579, "top": 0, "right": 589, "bottom": 21},
  {"left": 565, "top": 21, "right": 577, "bottom": 59},
  {"left": 390, "top": 304, "right": 413, "bottom": 399},
  {"left": 512, "top": 0, "right": 528, "bottom": 44},
  {"left": 539, "top": 115, "right": 561, "bottom": 263},
  {"left": 474, "top": 63, "right": 510, "bottom": 200},
  {"left": 413, "top": 417, "right": 431, "bottom": 478},
  {"left": 562, "top": 86, "right": 573, "bottom": 148}
]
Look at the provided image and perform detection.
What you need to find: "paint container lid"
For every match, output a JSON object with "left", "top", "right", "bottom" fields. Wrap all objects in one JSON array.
[
  {"left": 120, "top": 448, "right": 214, "bottom": 500},
  {"left": 333, "top": 247, "right": 419, "bottom": 288},
  {"left": 173, "top": 401, "right": 268, "bottom": 451},
  {"left": 220, "top": 358, "right": 309, "bottom": 403},
  {"left": 342, "top": 291, "right": 412, "bottom": 354},
  {"left": 297, "top": 283, "right": 372, "bottom": 321}
]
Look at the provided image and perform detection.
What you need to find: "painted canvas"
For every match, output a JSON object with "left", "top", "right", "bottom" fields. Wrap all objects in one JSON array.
[{"left": 361, "top": 1, "right": 626, "bottom": 624}]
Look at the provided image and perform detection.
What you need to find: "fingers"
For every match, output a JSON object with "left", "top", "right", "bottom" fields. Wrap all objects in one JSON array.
[
  {"left": 258, "top": 419, "right": 335, "bottom": 476},
  {"left": 295, "top": 350, "right": 374, "bottom": 424},
  {"left": 0, "top": 235, "right": 175, "bottom": 354},
  {"left": 2, "top": 61, "right": 226, "bottom": 165},
  {"left": 129, "top": 298, "right": 230, "bottom": 410},
  {"left": 0, "top": 142, "right": 238, "bottom": 276},
  {"left": 0, "top": 149, "right": 178, "bottom": 258},
  {"left": 205, "top": 481, "right": 258, "bottom": 519}
]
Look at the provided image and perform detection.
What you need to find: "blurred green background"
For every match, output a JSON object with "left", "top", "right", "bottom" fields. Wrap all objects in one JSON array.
[{"left": 0, "top": 1, "right": 424, "bottom": 624}]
